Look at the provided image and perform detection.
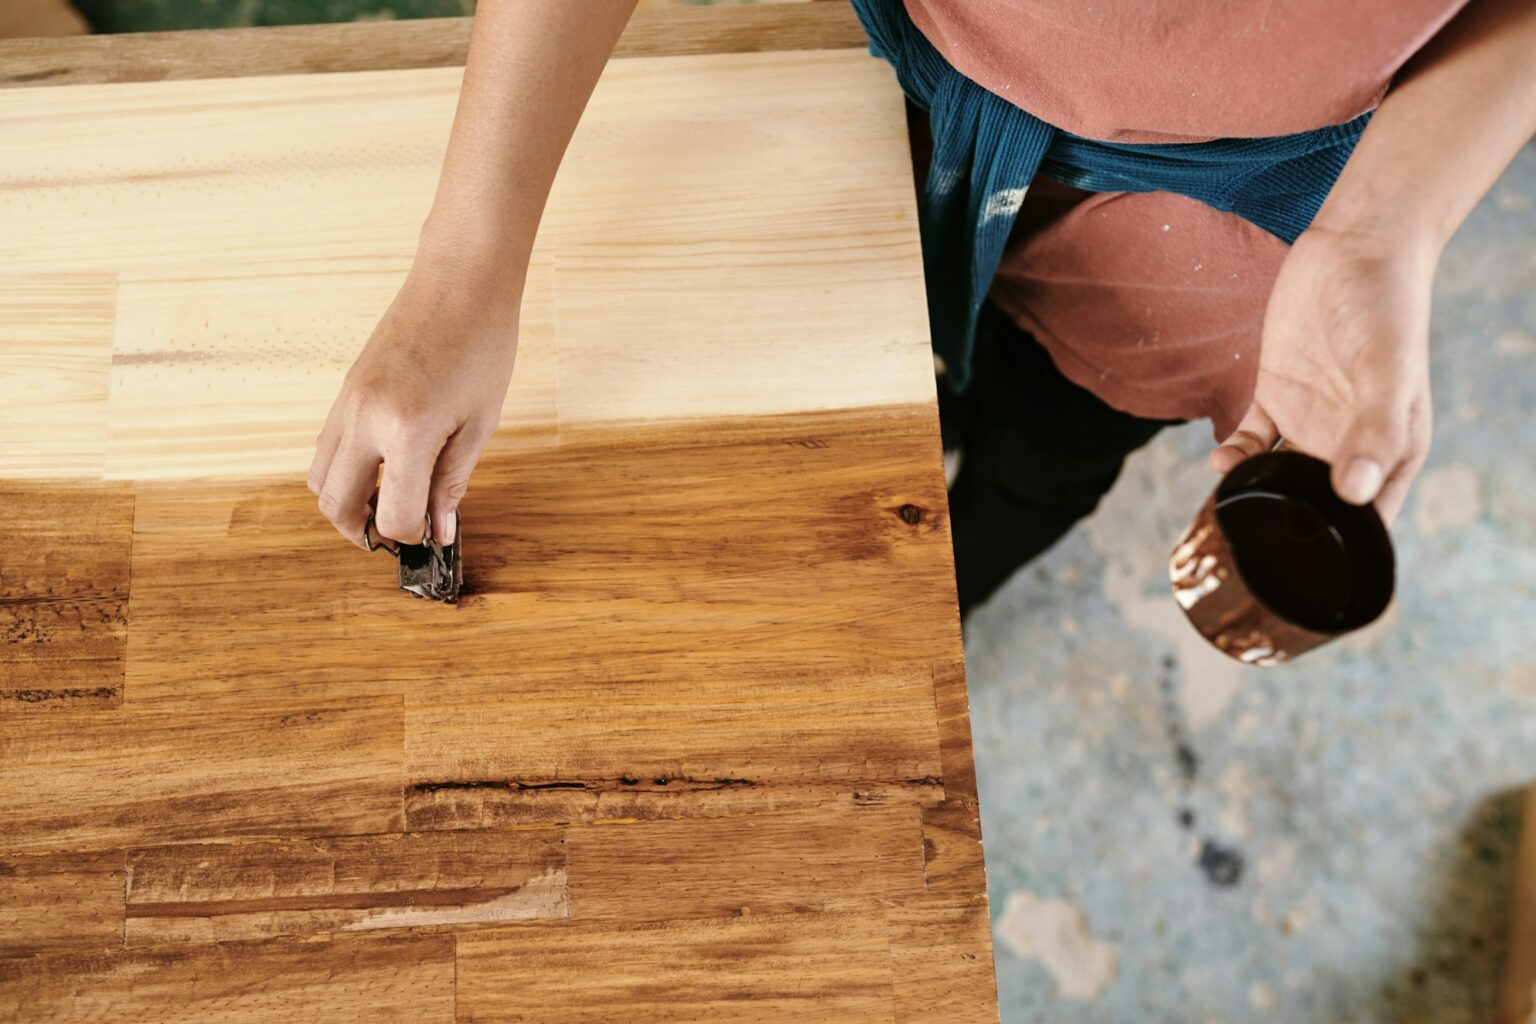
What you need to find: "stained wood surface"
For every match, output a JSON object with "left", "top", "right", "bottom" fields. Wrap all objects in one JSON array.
[
  {"left": 457, "top": 911, "right": 897, "bottom": 1023},
  {"left": 125, "top": 829, "right": 568, "bottom": 944},
  {"left": 1, "top": 483, "right": 131, "bottom": 704},
  {"left": 0, "top": 36, "right": 997, "bottom": 1024}
]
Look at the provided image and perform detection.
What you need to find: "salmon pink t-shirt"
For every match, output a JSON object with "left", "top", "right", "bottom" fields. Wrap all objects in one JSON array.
[{"left": 903, "top": 0, "right": 1469, "bottom": 436}]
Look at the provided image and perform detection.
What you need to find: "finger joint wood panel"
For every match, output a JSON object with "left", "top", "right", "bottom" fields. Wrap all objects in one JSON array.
[
  {"left": 0, "top": 39, "right": 997, "bottom": 1022},
  {"left": 0, "top": 482, "right": 131, "bottom": 710}
]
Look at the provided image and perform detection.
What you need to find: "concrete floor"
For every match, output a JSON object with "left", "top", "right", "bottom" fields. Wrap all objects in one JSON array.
[{"left": 969, "top": 142, "right": 1536, "bottom": 1022}]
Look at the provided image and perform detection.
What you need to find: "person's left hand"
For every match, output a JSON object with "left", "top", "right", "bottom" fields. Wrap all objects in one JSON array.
[{"left": 1211, "top": 224, "right": 1438, "bottom": 522}]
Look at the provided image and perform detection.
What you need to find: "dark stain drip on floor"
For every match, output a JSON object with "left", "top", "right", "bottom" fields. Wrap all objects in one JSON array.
[
  {"left": 1176, "top": 743, "right": 1200, "bottom": 784},
  {"left": 1158, "top": 654, "right": 1248, "bottom": 888},
  {"left": 1157, "top": 655, "right": 1200, "bottom": 784},
  {"left": 1198, "top": 839, "right": 1245, "bottom": 887}
]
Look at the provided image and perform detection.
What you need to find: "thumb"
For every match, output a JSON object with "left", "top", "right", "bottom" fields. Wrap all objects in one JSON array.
[
  {"left": 1211, "top": 404, "right": 1279, "bottom": 475},
  {"left": 1332, "top": 392, "right": 1410, "bottom": 506},
  {"left": 427, "top": 421, "right": 491, "bottom": 546}
]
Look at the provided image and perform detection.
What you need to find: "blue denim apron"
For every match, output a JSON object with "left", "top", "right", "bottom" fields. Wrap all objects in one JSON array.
[{"left": 850, "top": 0, "right": 1371, "bottom": 391}]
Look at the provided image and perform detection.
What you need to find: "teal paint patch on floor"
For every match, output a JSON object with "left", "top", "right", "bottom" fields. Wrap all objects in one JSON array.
[{"left": 967, "top": 142, "right": 1536, "bottom": 1022}]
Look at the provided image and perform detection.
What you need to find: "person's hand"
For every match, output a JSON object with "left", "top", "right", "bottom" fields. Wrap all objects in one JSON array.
[
  {"left": 308, "top": 257, "right": 520, "bottom": 549},
  {"left": 1211, "top": 224, "right": 1438, "bottom": 522}
]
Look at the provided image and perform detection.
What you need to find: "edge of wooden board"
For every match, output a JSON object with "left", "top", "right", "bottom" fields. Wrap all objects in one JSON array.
[{"left": 0, "top": 3, "right": 867, "bottom": 89}]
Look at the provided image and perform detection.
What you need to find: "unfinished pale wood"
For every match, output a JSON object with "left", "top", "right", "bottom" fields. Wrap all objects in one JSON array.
[
  {"left": 457, "top": 911, "right": 897, "bottom": 1023},
  {"left": 106, "top": 258, "right": 558, "bottom": 477},
  {"left": 0, "top": 5, "right": 866, "bottom": 89},
  {"left": 125, "top": 828, "right": 567, "bottom": 945},
  {"left": 0, "top": 699, "right": 404, "bottom": 855},
  {"left": 0, "top": 51, "right": 929, "bottom": 481},
  {"left": 0, "top": 850, "right": 125, "bottom": 958},
  {"left": 0, "top": 933, "right": 455, "bottom": 1023},
  {"left": 566, "top": 804, "right": 926, "bottom": 920},
  {"left": 0, "top": 482, "right": 131, "bottom": 709},
  {"left": 0, "top": 277, "right": 115, "bottom": 478}
]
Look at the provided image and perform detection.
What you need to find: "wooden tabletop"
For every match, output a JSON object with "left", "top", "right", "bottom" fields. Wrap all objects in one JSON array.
[{"left": 0, "top": 8, "right": 998, "bottom": 1022}]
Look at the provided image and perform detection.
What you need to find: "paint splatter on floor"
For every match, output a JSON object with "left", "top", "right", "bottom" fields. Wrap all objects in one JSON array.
[
  {"left": 994, "top": 890, "right": 1118, "bottom": 1000},
  {"left": 1413, "top": 463, "right": 1483, "bottom": 536}
]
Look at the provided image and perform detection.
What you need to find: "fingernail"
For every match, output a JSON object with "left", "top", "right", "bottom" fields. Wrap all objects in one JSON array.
[
  {"left": 1340, "top": 458, "right": 1385, "bottom": 504},
  {"left": 441, "top": 510, "right": 456, "bottom": 545}
]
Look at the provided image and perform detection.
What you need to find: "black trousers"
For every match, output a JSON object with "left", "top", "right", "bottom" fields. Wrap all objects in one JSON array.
[{"left": 939, "top": 302, "right": 1178, "bottom": 621}]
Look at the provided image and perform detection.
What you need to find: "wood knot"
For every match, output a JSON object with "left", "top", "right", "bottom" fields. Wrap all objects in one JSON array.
[{"left": 897, "top": 504, "right": 923, "bottom": 525}]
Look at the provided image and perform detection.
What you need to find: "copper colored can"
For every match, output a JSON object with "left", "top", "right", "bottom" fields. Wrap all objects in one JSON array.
[{"left": 1170, "top": 450, "right": 1395, "bottom": 666}]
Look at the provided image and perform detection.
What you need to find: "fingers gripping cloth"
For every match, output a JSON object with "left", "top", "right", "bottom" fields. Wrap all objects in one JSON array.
[
  {"left": 365, "top": 510, "right": 464, "bottom": 603},
  {"left": 850, "top": 0, "right": 1371, "bottom": 394}
]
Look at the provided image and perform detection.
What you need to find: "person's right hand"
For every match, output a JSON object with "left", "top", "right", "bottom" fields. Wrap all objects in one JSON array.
[{"left": 308, "top": 258, "right": 520, "bottom": 550}]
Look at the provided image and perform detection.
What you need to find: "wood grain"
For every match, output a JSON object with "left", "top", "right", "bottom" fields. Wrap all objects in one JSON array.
[
  {"left": 920, "top": 657, "right": 992, "bottom": 907},
  {"left": 931, "top": 657, "right": 978, "bottom": 800},
  {"left": 0, "top": 482, "right": 131, "bottom": 710},
  {"left": 2, "top": 36, "right": 997, "bottom": 1021},
  {"left": 0, "top": 276, "right": 115, "bottom": 478},
  {"left": 125, "top": 828, "right": 567, "bottom": 945},
  {"left": 0, "top": 5, "right": 866, "bottom": 90},
  {"left": 566, "top": 804, "right": 925, "bottom": 920},
  {"left": 457, "top": 911, "right": 897, "bottom": 1023},
  {"left": 0, "top": 51, "right": 926, "bottom": 480},
  {"left": 106, "top": 259, "right": 558, "bottom": 477},
  {"left": 890, "top": 895, "right": 999, "bottom": 1024},
  {"left": 920, "top": 799, "right": 988, "bottom": 898},
  {"left": 0, "top": 699, "right": 404, "bottom": 855},
  {"left": 0, "top": 933, "right": 455, "bottom": 1023},
  {"left": 404, "top": 678, "right": 946, "bottom": 830},
  {"left": 0, "top": 850, "right": 125, "bottom": 958},
  {"left": 123, "top": 409, "right": 954, "bottom": 703}
]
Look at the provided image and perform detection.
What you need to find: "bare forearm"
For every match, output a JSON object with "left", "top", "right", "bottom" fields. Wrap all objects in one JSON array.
[
  {"left": 1315, "top": 0, "right": 1536, "bottom": 253},
  {"left": 1229, "top": 0, "right": 1536, "bottom": 515},
  {"left": 419, "top": 0, "right": 638, "bottom": 286}
]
